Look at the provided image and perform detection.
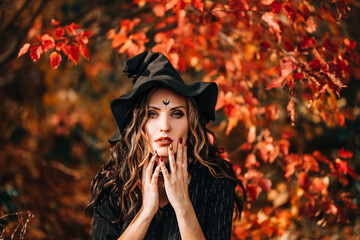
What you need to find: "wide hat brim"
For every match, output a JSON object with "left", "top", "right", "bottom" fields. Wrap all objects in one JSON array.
[{"left": 108, "top": 51, "right": 218, "bottom": 144}]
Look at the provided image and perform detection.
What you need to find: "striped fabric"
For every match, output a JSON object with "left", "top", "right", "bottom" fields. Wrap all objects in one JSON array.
[{"left": 92, "top": 166, "right": 235, "bottom": 240}]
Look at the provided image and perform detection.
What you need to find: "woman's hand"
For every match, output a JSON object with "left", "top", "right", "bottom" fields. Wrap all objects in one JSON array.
[
  {"left": 141, "top": 151, "right": 161, "bottom": 217},
  {"left": 159, "top": 138, "right": 191, "bottom": 213}
]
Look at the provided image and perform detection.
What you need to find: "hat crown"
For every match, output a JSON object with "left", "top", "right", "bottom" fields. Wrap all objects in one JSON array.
[{"left": 123, "top": 51, "right": 183, "bottom": 86}]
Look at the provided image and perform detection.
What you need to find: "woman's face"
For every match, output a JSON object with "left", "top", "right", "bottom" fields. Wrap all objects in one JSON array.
[{"left": 144, "top": 88, "right": 189, "bottom": 162}]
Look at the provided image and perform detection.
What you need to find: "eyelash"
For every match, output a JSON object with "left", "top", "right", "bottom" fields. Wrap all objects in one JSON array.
[{"left": 147, "top": 110, "right": 184, "bottom": 119}]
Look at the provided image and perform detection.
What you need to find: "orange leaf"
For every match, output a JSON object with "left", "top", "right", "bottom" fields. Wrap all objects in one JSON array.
[
  {"left": 165, "top": 0, "right": 178, "bottom": 11},
  {"left": 50, "top": 51, "right": 62, "bottom": 69},
  {"left": 344, "top": 38, "right": 356, "bottom": 49},
  {"left": 51, "top": 19, "right": 60, "bottom": 25},
  {"left": 192, "top": 0, "right": 204, "bottom": 12},
  {"left": 17, "top": 43, "right": 31, "bottom": 58},
  {"left": 261, "top": 12, "right": 280, "bottom": 33},
  {"left": 30, "top": 46, "right": 43, "bottom": 62},
  {"left": 298, "top": 172, "right": 309, "bottom": 190},
  {"left": 245, "top": 153, "right": 259, "bottom": 168},
  {"left": 286, "top": 100, "right": 295, "bottom": 126},
  {"left": 62, "top": 44, "right": 79, "bottom": 65},
  {"left": 338, "top": 148, "right": 353, "bottom": 159},
  {"left": 55, "top": 27, "right": 65, "bottom": 39},
  {"left": 153, "top": 4, "right": 165, "bottom": 17},
  {"left": 112, "top": 33, "right": 127, "bottom": 48},
  {"left": 79, "top": 45, "right": 90, "bottom": 60},
  {"left": 41, "top": 34, "right": 55, "bottom": 52},
  {"left": 65, "top": 23, "right": 82, "bottom": 36}
]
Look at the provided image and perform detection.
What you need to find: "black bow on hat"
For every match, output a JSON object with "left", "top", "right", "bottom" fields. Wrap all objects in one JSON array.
[{"left": 108, "top": 51, "right": 218, "bottom": 143}]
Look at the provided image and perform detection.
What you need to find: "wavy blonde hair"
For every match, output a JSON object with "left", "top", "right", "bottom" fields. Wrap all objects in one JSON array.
[{"left": 86, "top": 87, "right": 244, "bottom": 224}]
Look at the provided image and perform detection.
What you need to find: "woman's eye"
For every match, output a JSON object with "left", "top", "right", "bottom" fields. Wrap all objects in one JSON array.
[
  {"left": 148, "top": 111, "right": 157, "bottom": 118},
  {"left": 172, "top": 111, "right": 184, "bottom": 118}
]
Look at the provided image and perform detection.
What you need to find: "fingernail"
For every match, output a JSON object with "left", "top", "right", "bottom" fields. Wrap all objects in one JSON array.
[
  {"left": 154, "top": 150, "right": 157, "bottom": 155},
  {"left": 184, "top": 141, "right": 187, "bottom": 147},
  {"left": 179, "top": 137, "right": 183, "bottom": 144},
  {"left": 157, "top": 161, "right": 160, "bottom": 166},
  {"left": 169, "top": 144, "right": 172, "bottom": 150},
  {"left": 160, "top": 156, "right": 163, "bottom": 162}
]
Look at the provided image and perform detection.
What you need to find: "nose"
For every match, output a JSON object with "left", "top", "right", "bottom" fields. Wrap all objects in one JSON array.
[{"left": 160, "top": 114, "right": 170, "bottom": 132}]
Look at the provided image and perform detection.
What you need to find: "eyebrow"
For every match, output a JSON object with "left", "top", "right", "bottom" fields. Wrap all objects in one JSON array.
[{"left": 148, "top": 105, "right": 186, "bottom": 111}]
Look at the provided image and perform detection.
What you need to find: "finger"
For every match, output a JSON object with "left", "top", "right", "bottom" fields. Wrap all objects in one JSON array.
[
  {"left": 183, "top": 141, "right": 188, "bottom": 172},
  {"left": 159, "top": 156, "right": 170, "bottom": 180},
  {"left": 168, "top": 144, "right": 176, "bottom": 173},
  {"left": 146, "top": 151, "right": 157, "bottom": 181},
  {"left": 183, "top": 141, "right": 188, "bottom": 179},
  {"left": 176, "top": 137, "right": 184, "bottom": 168},
  {"left": 151, "top": 164, "right": 161, "bottom": 184}
]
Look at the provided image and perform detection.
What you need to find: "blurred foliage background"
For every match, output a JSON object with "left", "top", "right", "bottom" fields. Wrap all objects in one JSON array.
[{"left": 1, "top": 0, "right": 360, "bottom": 239}]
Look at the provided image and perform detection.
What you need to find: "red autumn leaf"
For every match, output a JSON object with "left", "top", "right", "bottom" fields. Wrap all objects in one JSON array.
[
  {"left": 335, "top": 158, "right": 349, "bottom": 174},
  {"left": 261, "top": 12, "right": 281, "bottom": 34},
  {"left": 49, "top": 51, "right": 62, "bottom": 69},
  {"left": 65, "top": 23, "right": 82, "bottom": 36},
  {"left": 284, "top": 4, "right": 296, "bottom": 22},
  {"left": 293, "top": 72, "right": 303, "bottom": 80},
  {"left": 301, "top": 35, "right": 315, "bottom": 49},
  {"left": 79, "top": 45, "right": 90, "bottom": 60},
  {"left": 153, "top": 4, "right": 165, "bottom": 17},
  {"left": 265, "top": 77, "right": 286, "bottom": 90},
  {"left": 62, "top": 44, "right": 79, "bottom": 65},
  {"left": 30, "top": 45, "right": 43, "bottom": 62},
  {"left": 233, "top": 164, "right": 242, "bottom": 177},
  {"left": 266, "top": 57, "right": 296, "bottom": 90},
  {"left": 338, "top": 148, "right": 353, "bottom": 159},
  {"left": 344, "top": 38, "right": 356, "bottom": 49},
  {"left": 165, "top": 0, "right": 178, "bottom": 11},
  {"left": 55, "top": 27, "right": 65, "bottom": 39},
  {"left": 309, "top": 59, "right": 321, "bottom": 70},
  {"left": 309, "top": 177, "right": 328, "bottom": 194},
  {"left": 246, "top": 183, "right": 262, "bottom": 203},
  {"left": 245, "top": 153, "right": 259, "bottom": 168},
  {"left": 324, "top": 72, "right": 346, "bottom": 92},
  {"left": 112, "top": 33, "right": 127, "bottom": 48},
  {"left": 284, "top": 154, "right": 298, "bottom": 178},
  {"left": 301, "top": 154, "right": 320, "bottom": 173},
  {"left": 51, "top": 19, "right": 60, "bottom": 25},
  {"left": 17, "top": 43, "right": 31, "bottom": 58},
  {"left": 40, "top": 34, "right": 55, "bottom": 52},
  {"left": 271, "top": 1, "right": 282, "bottom": 13},
  {"left": 278, "top": 139, "right": 290, "bottom": 156},
  {"left": 334, "top": 111, "right": 345, "bottom": 126},
  {"left": 305, "top": 17, "right": 317, "bottom": 33},
  {"left": 192, "top": 0, "right": 204, "bottom": 12},
  {"left": 286, "top": 99, "right": 295, "bottom": 125},
  {"left": 209, "top": 22, "right": 222, "bottom": 38},
  {"left": 298, "top": 172, "right": 309, "bottom": 190},
  {"left": 247, "top": 125, "right": 256, "bottom": 143},
  {"left": 240, "top": 142, "right": 253, "bottom": 151},
  {"left": 55, "top": 41, "right": 64, "bottom": 52}
]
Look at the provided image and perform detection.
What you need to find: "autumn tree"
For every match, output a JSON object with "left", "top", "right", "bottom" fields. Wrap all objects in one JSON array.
[{"left": 1, "top": 0, "right": 360, "bottom": 239}]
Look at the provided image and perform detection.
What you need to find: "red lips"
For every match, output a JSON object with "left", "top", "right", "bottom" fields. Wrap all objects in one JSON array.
[{"left": 155, "top": 137, "right": 173, "bottom": 146}]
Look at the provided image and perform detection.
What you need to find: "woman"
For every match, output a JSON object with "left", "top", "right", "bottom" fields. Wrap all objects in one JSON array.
[{"left": 86, "top": 51, "right": 245, "bottom": 239}]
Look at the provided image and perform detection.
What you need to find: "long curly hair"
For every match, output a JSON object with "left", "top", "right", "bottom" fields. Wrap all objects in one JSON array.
[{"left": 85, "top": 87, "right": 245, "bottom": 225}]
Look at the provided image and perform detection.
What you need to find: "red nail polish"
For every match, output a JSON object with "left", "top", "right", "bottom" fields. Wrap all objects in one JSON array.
[
  {"left": 179, "top": 137, "right": 182, "bottom": 144},
  {"left": 184, "top": 141, "right": 187, "bottom": 147},
  {"left": 157, "top": 161, "right": 160, "bottom": 166},
  {"left": 160, "top": 156, "right": 163, "bottom": 162}
]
